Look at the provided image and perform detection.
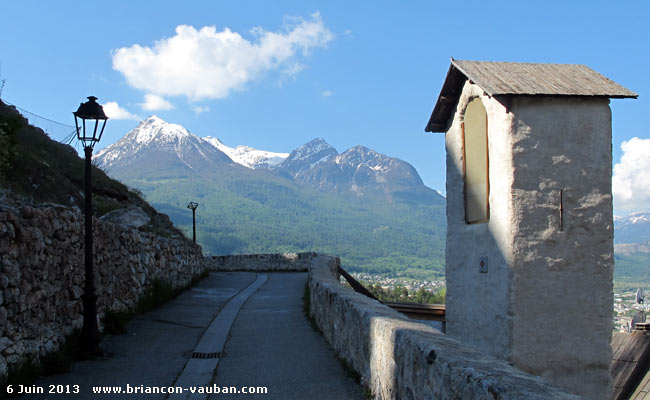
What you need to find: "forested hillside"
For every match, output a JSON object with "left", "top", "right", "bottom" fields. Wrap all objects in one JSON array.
[
  {"left": 96, "top": 116, "right": 447, "bottom": 280},
  {"left": 130, "top": 171, "right": 446, "bottom": 279}
]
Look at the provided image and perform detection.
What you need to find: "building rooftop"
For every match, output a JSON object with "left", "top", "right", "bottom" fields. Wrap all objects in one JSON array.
[
  {"left": 611, "top": 330, "right": 650, "bottom": 400},
  {"left": 425, "top": 59, "right": 638, "bottom": 132}
]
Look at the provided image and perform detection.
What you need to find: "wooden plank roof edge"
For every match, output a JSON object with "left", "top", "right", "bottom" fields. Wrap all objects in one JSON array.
[
  {"left": 424, "top": 61, "right": 459, "bottom": 133},
  {"left": 451, "top": 59, "right": 495, "bottom": 98},
  {"left": 611, "top": 332, "right": 650, "bottom": 400},
  {"left": 451, "top": 59, "right": 638, "bottom": 98},
  {"left": 426, "top": 58, "right": 637, "bottom": 133}
]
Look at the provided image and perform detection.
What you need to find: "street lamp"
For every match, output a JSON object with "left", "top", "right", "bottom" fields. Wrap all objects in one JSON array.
[
  {"left": 73, "top": 96, "right": 108, "bottom": 355},
  {"left": 187, "top": 202, "right": 198, "bottom": 243}
]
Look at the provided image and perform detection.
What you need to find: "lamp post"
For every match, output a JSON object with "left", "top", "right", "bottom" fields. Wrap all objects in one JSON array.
[
  {"left": 73, "top": 96, "right": 108, "bottom": 355},
  {"left": 187, "top": 202, "right": 198, "bottom": 243}
]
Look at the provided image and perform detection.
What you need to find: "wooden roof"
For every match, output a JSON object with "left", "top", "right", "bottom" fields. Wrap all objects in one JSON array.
[
  {"left": 629, "top": 368, "right": 650, "bottom": 400},
  {"left": 611, "top": 331, "right": 650, "bottom": 400},
  {"left": 425, "top": 59, "right": 638, "bottom": 132}
]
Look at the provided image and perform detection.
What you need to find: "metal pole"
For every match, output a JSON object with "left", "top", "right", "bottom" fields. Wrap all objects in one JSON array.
[
  {"left": 192, "top": 208, "right": 196, "bottom": 244},
  {"left": 81, "top": 146, "right": 101, "bottom": 354}
]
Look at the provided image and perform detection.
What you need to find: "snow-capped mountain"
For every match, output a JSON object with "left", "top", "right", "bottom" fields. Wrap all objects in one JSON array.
[
  {"left": 275, "top": 139, "right": 442, "bottom": 202},
  {"left": 95, "top": 116, "right": 442, "bottom": 204},
  {"left": 614, "top": 212, "right": 650, "bottom": 244},
  {"left": 203, "top": 137, "right": 288, "bottom": 169},
  {"left": 275, "top": 138, "right": 339, "bottom": 179},
  {"left": 334, "top": 145, "right": 425, "bottom": 189},
  {"left": 615, "top": 212, "right": 650, "bottom": 226},
  {"left": 97, "top": 115, "right": 288, "bottom": 174},
  {"left": 95, "top": 115, "right": 233, "bottom": 177}
]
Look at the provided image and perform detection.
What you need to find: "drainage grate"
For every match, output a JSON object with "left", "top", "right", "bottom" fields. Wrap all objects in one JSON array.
[{"left": 191, "top": 352, "right": 221, "bottom": 359}]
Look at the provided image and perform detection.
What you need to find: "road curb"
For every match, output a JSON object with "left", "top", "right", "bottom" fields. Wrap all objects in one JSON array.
[{"left": 168, "top": 273, "right": 268, "bottom": 400}]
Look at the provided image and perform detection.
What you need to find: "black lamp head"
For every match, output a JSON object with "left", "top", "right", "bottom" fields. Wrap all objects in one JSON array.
[{"left": 73, "top": 96, "right": 108, "bottom": 149}]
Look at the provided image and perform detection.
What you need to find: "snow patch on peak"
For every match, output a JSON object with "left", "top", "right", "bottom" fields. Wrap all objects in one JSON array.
[
  {"left": 291, "top": 138, "right": 336, "bottom": 161},
  {"left": 350, "top": 144, "right": 372, "bottom": 152},
  {"left": 627, "top": 213, "right": 650, "bottom": 224},
  {"left": 204, "top": 136, "right": 226, "bottom": 150},
  {"left": 614, "top": 212, "right": 650, "bottom": 226},
  {"left": 204, "top": 136, "right": 288, "bottom": 169},
  {"left": 130, "top": 115, "right": 192, "bottom": 144},
  {"left": 310, "top": 154, "right": 333, "bottom": 169}
]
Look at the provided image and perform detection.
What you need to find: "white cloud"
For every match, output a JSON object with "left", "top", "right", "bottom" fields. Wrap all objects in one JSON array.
[
  {"left": 321, "top": 90, "right": 332, "bottom": 97},
  {"left": 613, "top": 137, "right": 650, "bottom": 213},
  {"left": 141, "top": 94, "right": 174, "bottom": 111},
  {"left": 102, "top": 101, "right": 139, "bottom": 120},
  {"left": 112, "top": 13, "right": 333, "bottom": 101},
  {"left": 193, "top": 105, "right": 210, "bottom": 116}
]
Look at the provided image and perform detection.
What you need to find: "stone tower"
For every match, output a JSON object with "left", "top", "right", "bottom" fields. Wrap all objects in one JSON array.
[{"left": 425, "top": 59, "right": 637, "bottom": 400}]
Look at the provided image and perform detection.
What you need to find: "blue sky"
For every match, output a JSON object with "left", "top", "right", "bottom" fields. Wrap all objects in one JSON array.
[{"left": 1, "top": 1, "right": 648, "bottom": 215}]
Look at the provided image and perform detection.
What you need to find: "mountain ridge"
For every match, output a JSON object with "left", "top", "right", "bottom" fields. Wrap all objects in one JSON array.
[
  {"left": 614, "top": 212, "right": 650, "bottom": 244},
  {"left": 94, "top": 115, "right": 446, "bottom": 278},
  {"left": 203, "top": 136, "right": 289, "bottom": 170},
  {"left": 96, "top": 116, "right": 444, "bottom": 203},
  {"left": 96, "top": 115, "right": 234, "bottom": 177}
]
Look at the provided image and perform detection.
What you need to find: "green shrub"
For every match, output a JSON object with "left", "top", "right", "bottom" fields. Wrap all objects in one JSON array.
[{"left": 102, "top": 310, "right": 132, "bottom": 334}]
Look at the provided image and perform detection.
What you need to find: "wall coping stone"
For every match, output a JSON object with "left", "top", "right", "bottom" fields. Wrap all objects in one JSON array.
[
  {"left": 205, "top": 252, "right": 320, "bottom": 272},
  {"left": 307, "top": 255, "right": 583, "bottom": 400}
]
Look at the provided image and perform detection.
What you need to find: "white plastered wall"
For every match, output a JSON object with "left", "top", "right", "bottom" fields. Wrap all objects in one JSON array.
[
  {"left": 509, "top": 96, "right": 613, "bottom": 400},
  {"left": 445, "top": 81, "right": 515, "bottom": 359},
  {"left": 445, "top": 81, "right": 613, "bottom": 400}
]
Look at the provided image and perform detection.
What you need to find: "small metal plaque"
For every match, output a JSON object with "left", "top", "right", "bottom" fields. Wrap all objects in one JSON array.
[{"left": 479, "top": 256, "right": 488, "bottom": 273}]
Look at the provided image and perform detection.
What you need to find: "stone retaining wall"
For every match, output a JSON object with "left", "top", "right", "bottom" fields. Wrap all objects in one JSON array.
[
  {"left": 206, "top": 252, "right": 319, "bottom": 271},
  {"left": 0, "top": 203, "right": 206, "bottom": 380},
  {"left": 307, "top": 255, "right": 582, "bottom": 399}
]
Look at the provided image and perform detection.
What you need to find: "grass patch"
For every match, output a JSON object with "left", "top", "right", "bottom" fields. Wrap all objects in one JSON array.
[
  {"left": 2, "top": 331, "right": 81, "bottom": 398},
  {"left": 135, "top": 279, "right": 182, "bottom": 314},
  {"left": 302, "top": 282, "right": 319, "bottom": 332},
  {"left": 191, "top": 269, "right": 210, "bottom": 286},
  {"left": 338, "top": 357, "right": 363, "bottom": 385},
  {"left": 138, "top": 224, "right": 173, "bottom": 239},
  {"left": 93, "top": 196, "right": 124, "bottom": 217},
  {"left": 3, "top": 359, "right": 41, "bottom": 396},
  {"left": 39, "top": 335, "right": 80, "bottom": 375},
  {"left": 102, "top": 310, "right": 132, "bottom": 334},
  {"left": 102, "top": 270, "right": 210, "bottom": 334}
]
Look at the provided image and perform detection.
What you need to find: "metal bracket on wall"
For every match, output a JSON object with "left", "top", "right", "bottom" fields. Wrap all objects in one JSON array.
[
  {"left": 560, "top": 189, "right": 564, "bottom": 231},
  {"left": 479, "top": 256, "right": 488, "bottom": 273}
]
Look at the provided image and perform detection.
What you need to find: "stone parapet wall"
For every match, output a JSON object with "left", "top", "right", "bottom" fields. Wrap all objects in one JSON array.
[
  {"left": 0, "top": 203, "right": 206, "bottom": 380},
  {"left": 307, "top": 255, "right": 582, "bottom": 400},
  {"left": 206, "top": 252, "right": 319, "bottom": 272}
]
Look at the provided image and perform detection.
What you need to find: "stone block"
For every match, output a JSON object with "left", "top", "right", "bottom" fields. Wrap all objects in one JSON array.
[
  {"left": 68, "top": 286, "right": 83, "bottom": 300},
  {"left": 0, "top": 337, "right": 12, "bottom": 352}
]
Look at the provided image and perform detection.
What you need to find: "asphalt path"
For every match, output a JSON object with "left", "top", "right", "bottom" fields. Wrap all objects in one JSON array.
[
  {"left": 208, "top": 273, "right": 363, "bottom": 400},
  {"left": 28, "top": 272, "right": 257, "bottom": 399},
  {"left": 24, "top": 272, "right": 363, "bottom": 400}
]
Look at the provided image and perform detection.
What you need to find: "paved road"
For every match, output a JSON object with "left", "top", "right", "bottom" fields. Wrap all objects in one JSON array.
[
  {"left": 208, "top": 273, "right": 363, "bottom": 400},
  {"left": 24, "top": 272, "right": 363, "bottom": 400},
  {"left": 29, "top": 272, "right": 257, "bottom": 399}
]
